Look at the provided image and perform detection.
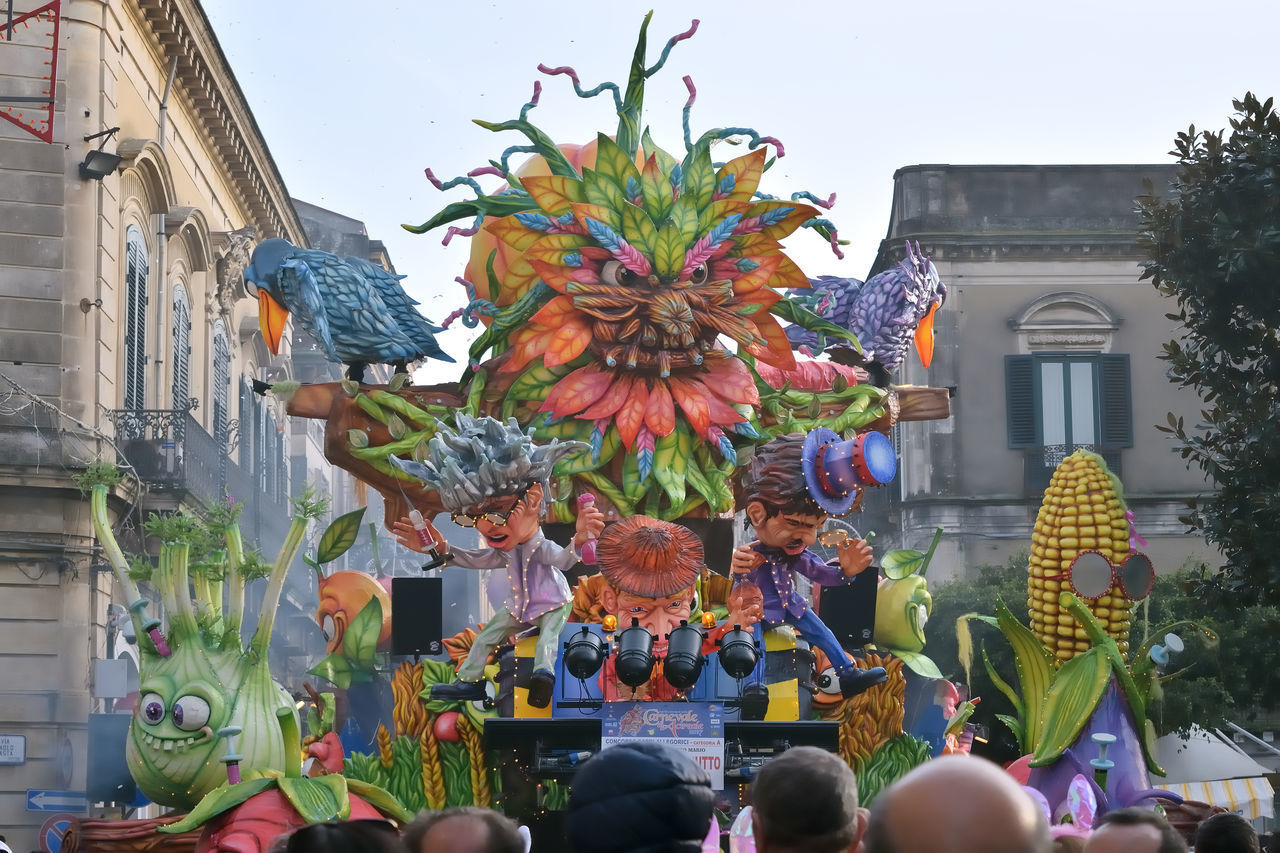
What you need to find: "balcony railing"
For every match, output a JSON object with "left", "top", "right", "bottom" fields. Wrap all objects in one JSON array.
[
  {"left": 108, "top": 408, "right": 291, "bottom": 553},
  {"left": 1023, "top": 444, "right": 1123, "bottom": 495},
  {"left": 109, "top": 409, "right": 224, "bottom": 503}
]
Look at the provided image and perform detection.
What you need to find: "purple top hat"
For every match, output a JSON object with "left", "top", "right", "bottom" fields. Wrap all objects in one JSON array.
[{"left": 801, "top": 428, "right": 898, "bottom": 515}]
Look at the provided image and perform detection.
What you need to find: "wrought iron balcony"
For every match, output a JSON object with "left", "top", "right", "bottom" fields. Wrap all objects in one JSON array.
[
  {"left": 108, "top": 409, "right": 224, "bottom": 504},
  {"left": 108, "top": 408, "right": 292, "bottom": 553},
  {"left": 1023, "top": 444, "right": 1123, "bottom": 495}
]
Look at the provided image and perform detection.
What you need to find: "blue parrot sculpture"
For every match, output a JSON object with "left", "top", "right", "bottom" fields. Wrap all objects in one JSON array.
[
  {"left": 785, "top": 241, "right": 947, "bottom": 385},
  {"left": 242, "top": 238, "right": 453, "bottom": 382}
]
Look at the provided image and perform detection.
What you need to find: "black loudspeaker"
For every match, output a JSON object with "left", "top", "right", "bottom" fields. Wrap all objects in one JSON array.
[
  {"left": 817, "top": 567, "right": 880, "bottom": 649},
  {"left": 87, "top": 713, "right": 136, "bottom": 804},
  {"left": 391, "top": 576, "right": 443, "bottom": 656}
]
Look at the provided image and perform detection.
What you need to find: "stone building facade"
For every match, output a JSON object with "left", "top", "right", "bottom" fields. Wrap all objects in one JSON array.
[
  {"left": 0, "top": 0, "right": 305, "bottom": 845},
  {"left": 872, "top": 164, "right": 1216, "bottom": 580}
]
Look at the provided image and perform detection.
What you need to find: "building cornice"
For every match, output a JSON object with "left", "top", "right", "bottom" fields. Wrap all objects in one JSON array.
[{"left": 134, "top": 0, "right": 306, "bottom": 244}]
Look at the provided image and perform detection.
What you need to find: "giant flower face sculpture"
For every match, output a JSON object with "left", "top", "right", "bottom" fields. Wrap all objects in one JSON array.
[
  {"left": 497, "top": 138, "right": 814, "bottom": 452},
  {"left": 407, "top": 14, "right": 871, "bottom": 517}
]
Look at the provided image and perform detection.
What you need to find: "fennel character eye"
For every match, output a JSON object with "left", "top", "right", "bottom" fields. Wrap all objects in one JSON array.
[
  {"left": 320, "top": 613, "right": 335, "bottom": 643},
  {"left": 601, "top": 260, "right": 640, "bottom": 287},
  {"left": 689, "top": 264, "right": 709, "bottom": 284},
  {"left": 815, "top": 666, "right": 842, "bottom": 696},
  {"left": 171, "top": 695, "right": 211, "bottom": 731},
  {"left": 141, "top": 693, "right": 166, "bottom": 725}
]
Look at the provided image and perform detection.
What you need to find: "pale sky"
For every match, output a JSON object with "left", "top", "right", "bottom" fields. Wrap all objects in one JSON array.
[{"left": 204, "top": 0, "right": 1278, "bottom": 381}]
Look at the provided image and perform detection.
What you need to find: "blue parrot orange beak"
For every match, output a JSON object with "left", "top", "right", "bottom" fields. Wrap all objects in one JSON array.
[
  {"left": 914, "top": 301, "right": 939, "bottom": 369},
  {"left": 257, "top": 290, "right": 289, "bottom": 356}
]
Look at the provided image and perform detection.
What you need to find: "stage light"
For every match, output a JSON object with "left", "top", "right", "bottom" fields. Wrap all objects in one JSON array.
[
  {"left": 664, "top": 620, "right": 705, "bottom": 691},
  {"left": 717, "top": 624, "right": 760, "bottom": 680},
  {"left": 615, "top": 619, "right": 657, "bottom": 689},
  {"left": 563, "top": 626, "right": 607, "bottom": 680}
]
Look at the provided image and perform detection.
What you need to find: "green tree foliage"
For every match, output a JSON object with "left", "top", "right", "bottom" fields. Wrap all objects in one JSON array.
[
  {"left": 925, "top": 555, "right": 1027, "bottom": 762},
  {"left": 927, "top": 555, "right": 1280, "bottom": 744},
  {"left": 1139, "top": 565, "right": 1280, "bottom": 735},
  {"left": 1138, "top": 93, "right": 1280, "bottom": 607}
]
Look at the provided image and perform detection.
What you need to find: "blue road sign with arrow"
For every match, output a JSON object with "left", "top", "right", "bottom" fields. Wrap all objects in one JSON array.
[{"left": 26, "top": 789, "right": 86, "bottom": 813}]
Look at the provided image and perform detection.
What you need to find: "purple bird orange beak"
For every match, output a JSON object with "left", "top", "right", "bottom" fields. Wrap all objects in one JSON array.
[
  {"left": 914, "top": 301, "right": 939, "bottom": 369},
  {"left": 257, "top": 290, "right": 289, "bottom": 356}
]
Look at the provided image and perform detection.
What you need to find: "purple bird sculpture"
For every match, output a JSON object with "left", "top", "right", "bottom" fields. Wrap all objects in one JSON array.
[{"left": 785, "top": 241, "right": 946, "bottom": 384}]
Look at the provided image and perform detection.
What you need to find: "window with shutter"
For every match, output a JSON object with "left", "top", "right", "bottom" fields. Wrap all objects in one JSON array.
[
  {"left": 212, "top": 322, "right": 230, "bottom": 442},
  {"left": 122, "top": 226, "right": 149, "bottom": 410},
  {"left": 171, "top": 284, "right": 191, "bottom": 411},
  {"left": 1007, "top": 352, "right": 1131, "bottom": 486},
  {"left": 1099, "top": 354, "right": 1133, "bottom": 448},
  {"left": 238, "top": 380, "right": 254, "bottom": 468},
  {"left": 1005, "top": 355, "right": 1036, "bottom": 448}
]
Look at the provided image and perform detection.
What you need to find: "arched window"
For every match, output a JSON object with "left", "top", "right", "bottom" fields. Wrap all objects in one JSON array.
[
  {"left": 122, "top": 226, "right": 149, "bottom": 410},
  {"left": 171, "top": 283, "right": 192, "bottom": 410},
  {"left": 212, "top": 320, "right": 230, "bottom": 441}
]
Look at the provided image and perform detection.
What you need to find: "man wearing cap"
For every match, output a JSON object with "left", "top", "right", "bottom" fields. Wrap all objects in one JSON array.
[
  {"left": 731, "top": 432, "right": 890, "bottom": 700},
  {"left": 588, "top": 515, "right": 763, "bottom": 701}
]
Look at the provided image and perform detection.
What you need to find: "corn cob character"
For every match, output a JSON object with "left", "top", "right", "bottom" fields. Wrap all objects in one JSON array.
[{"left": 1027, "top": 450, "right": 1153, "bottom": 660}]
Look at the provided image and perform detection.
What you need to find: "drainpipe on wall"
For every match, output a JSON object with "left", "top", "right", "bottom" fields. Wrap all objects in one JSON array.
[{"left": 153, "top": 56, "right": 177, "bottom": 407}]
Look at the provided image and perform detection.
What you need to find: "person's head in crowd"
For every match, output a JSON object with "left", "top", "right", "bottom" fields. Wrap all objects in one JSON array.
[
  {"left": 0, "top": 833, "right": 11, "bottom": 853},
  {"left": 863, "top": 754, "right": 1051, "bottom": 853},
  {"left": 1193, "top": 812, "right": 1260, "bottom": 853},
  {"left": 1084, "top": 807, "right": 1186, "bottom": 853},
  {"left": 750, "top": 746, "right": 867, "bottom": 853},
  {"left": 402, "top": 807, "right": 524, "bottom": 853},
  {"left": 276, "top": 820, "right": 407, "bottom": 853},
  {"left": 1053, "top": 836, "right": 1087, "bottom": 853},
  {"left": 567, "top": 742, "right": 715, "bottom": 853}
]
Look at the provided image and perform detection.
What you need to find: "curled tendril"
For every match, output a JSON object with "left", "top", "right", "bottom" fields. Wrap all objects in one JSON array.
[
  {"left": 424, "top": 167, "right": 485, "bottom": 197},
  {"left": 682, "top": 76, "right": 697, "bottom": 151},
  {"left": 791, "top": 191, "right": 837, "bottom": 210},
  {"left": 491, "top": 144, "right": 538, "bottom": 177},
  {"left": 802, "top": 217, "right": 846, "bottom": 260},
  {"left": 441, "top": 277, "right": 498, "bottom": 329},
  {"left": 538, "top": 63, "right": 623, "bottom": 111},
  {"left": 441, "top": 220, "right": 482, "bottom": 246},
  {"left": 644, "top": 19, "right": 699, "bottom": 77},
  {"left": 521, "top": 81, "right": 543, "bottom": 121}
]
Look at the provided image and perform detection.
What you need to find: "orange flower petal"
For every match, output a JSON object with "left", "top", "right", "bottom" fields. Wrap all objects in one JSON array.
[
  {"left": 529, "top": 295, "right": 579, "bottom": 327},
  {"left": 543, "top": 319, "right": 592, "bottom": 367},
  {"left": 501, "top": 328, "right": 552, "bottom": 374},
  {"left": 643, "top": 380, "right": 676, "bottom": 437},
  {"left": 580, "top": 374, "right": 635, "bottom": 420},
  {"left": 614, "top": 381, "right": 651, "bottom": 451},
  {"left": 688, "top": 379, "right": 742, "bottom": 426},
  {"left": 746, "top": 313, "right": 798, "bottom": 371},
  {"left": 729, "top": 255, "right": 783, "bottom": 296},
  {"left": 702, "top": 356, "right": 761, "bottom": 406},
  {"left": 667, "top": 377, "right": 711, "bottom": 436},
  {"left": 542, "top": 365, "right": 615, "bottom": 419}
]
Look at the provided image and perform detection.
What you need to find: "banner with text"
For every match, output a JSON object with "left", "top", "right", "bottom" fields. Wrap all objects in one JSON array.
[{"left": 601, "top": 702, "right": 725, "bottom": 789}]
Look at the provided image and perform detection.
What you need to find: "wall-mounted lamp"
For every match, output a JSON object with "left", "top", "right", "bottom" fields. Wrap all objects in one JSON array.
[{"left": 79, "top": 126, "right": 121, "bottom": 181}]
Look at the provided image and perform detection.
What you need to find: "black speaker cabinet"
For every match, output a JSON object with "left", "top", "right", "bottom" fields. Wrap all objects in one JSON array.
[
  {"left": 391, "top": 576, "right": 443, "bottom": 656},
  {"left": 817, "top": 567, "right": 880, "bottom": 649},
  {"left": 87, "top": 712, "right": 136, "bottom": 805}
]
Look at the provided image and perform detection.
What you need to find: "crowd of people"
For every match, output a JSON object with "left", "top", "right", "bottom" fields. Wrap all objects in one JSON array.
[{"left": 266, "top": 744, "right": 1267, "bottom": 853}]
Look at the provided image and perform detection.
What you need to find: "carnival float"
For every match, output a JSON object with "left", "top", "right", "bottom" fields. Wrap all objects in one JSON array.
[{"left": 66, "top": 13, "right": 1221, "bottom": 853}]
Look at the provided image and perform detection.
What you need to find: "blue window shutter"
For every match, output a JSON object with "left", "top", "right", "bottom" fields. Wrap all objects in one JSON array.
[
  {"left": 1005, "top": 354, "right": 1037, "bottom": 448},
  {"left": 1099, "top": 354, "right": 1133, "bottom": 448}
]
